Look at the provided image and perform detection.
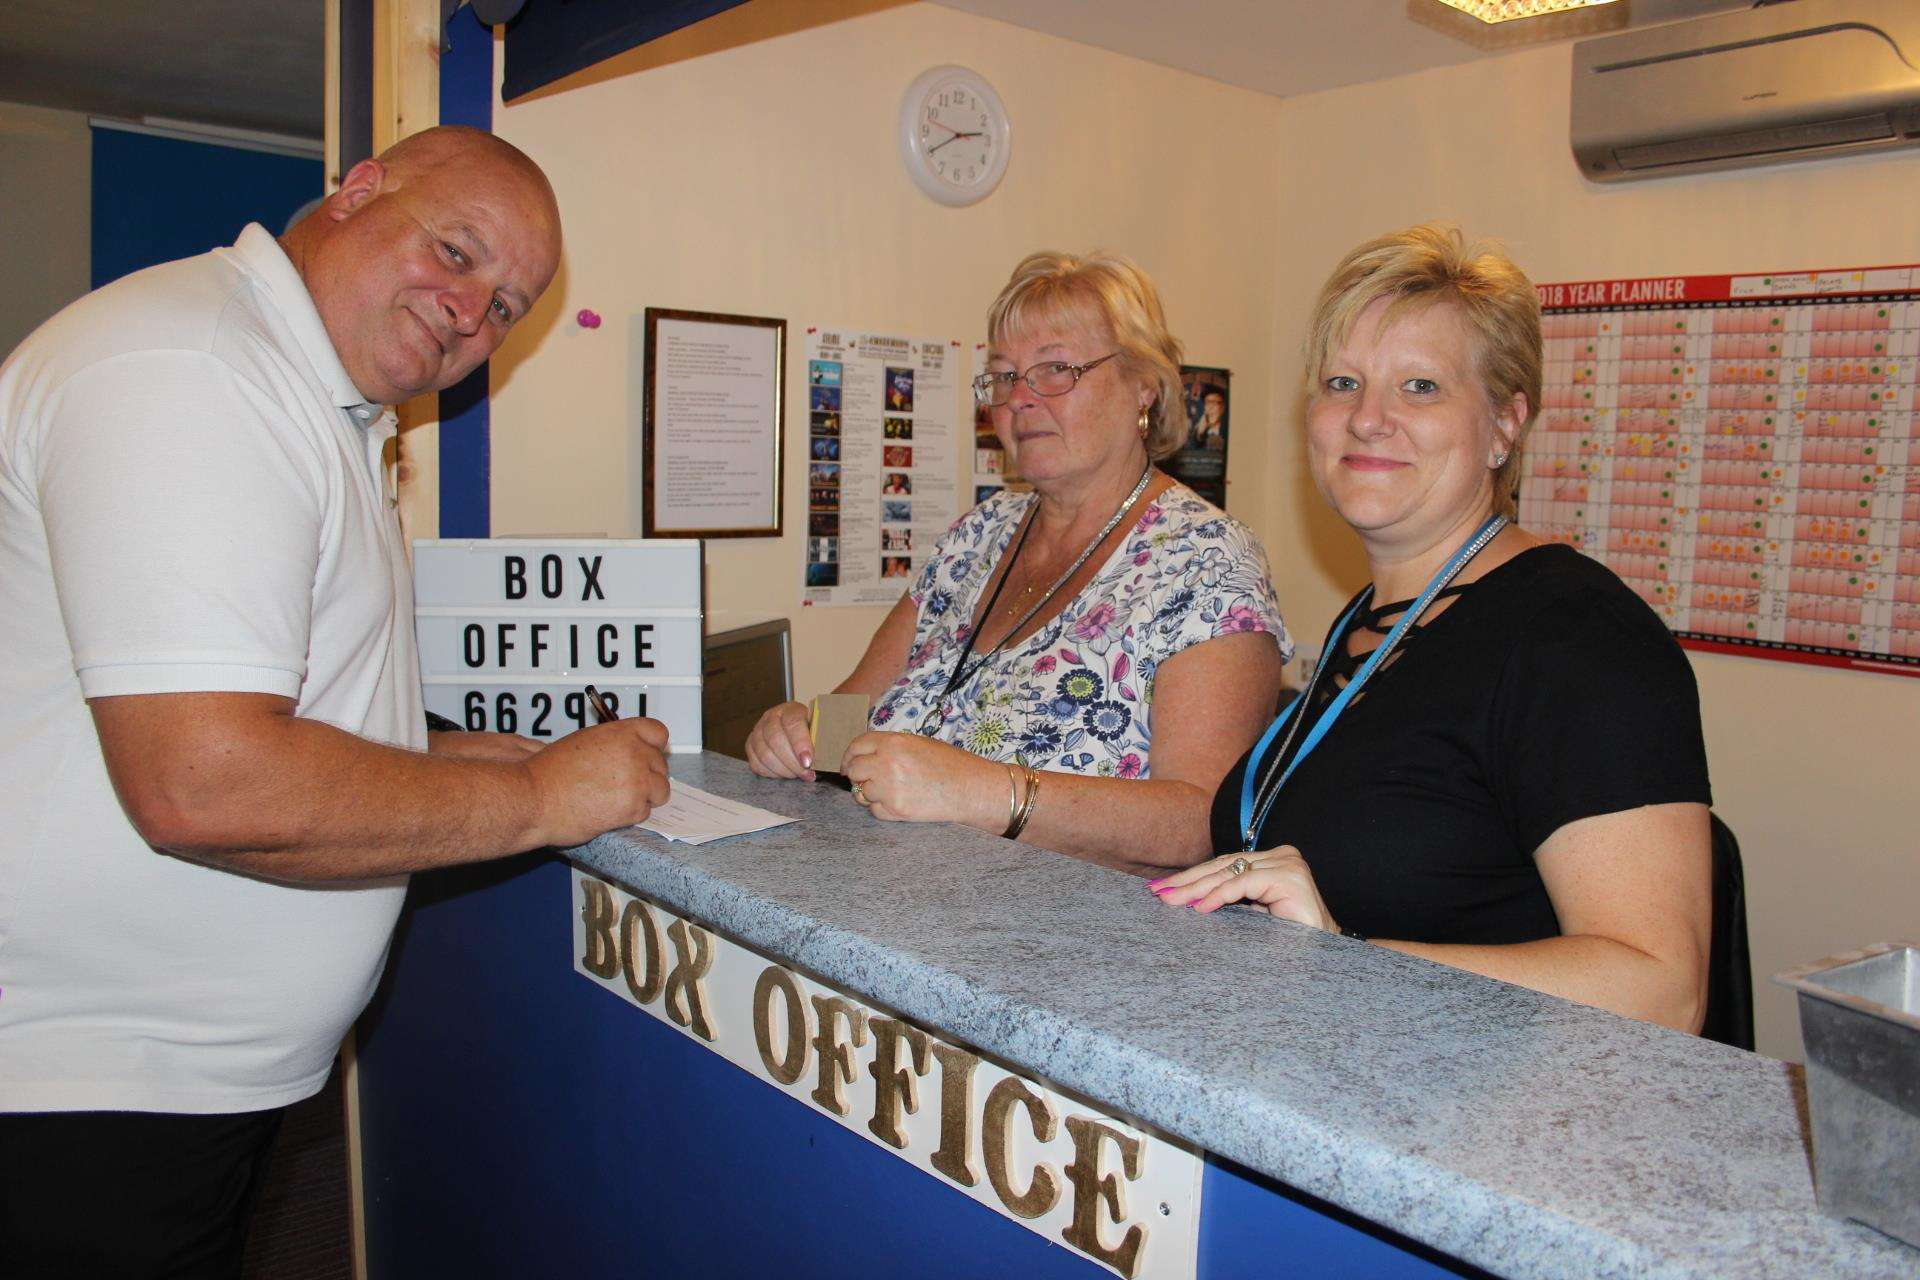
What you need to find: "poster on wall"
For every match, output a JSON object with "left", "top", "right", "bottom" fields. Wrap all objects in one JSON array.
[
  {"left": 969, "top": 342, "right": 1026, "bottom": 507},
  {"left": 802, "top": 328, "right": 962, "bottom": 607},
  {"left": 1528, "top": 262, "right": 1920, "bottom": 676},
  {"left": 1165, "top": 367, "right": 1231, "bottom": 509}
]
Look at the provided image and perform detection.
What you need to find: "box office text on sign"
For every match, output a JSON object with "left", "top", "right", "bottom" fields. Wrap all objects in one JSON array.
[{"left": 570, "top": 868, "right": 1204, "bottom": 1280}]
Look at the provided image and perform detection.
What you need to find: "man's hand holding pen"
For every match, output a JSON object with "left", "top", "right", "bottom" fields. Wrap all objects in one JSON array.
[{"left": 523, "top": 694, "right": 672, "bottom": 848}]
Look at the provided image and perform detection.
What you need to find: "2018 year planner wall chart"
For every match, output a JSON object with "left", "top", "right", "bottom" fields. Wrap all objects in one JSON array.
[{"left": 1522, "top": 262, "right": 1920, "bottom": 677}]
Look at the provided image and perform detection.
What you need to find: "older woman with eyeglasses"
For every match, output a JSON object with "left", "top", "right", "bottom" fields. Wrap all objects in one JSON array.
[{"left": 746, "top": 251, "right": 1290, "bottom": 875}]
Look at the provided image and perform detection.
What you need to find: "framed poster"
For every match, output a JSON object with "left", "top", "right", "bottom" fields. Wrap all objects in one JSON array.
[
  {"left": 1167, "top": 366, "right": 1231, "bottom": 509},
  {"left": 643, "top": 308, "right": 786, "bottom": 538}
]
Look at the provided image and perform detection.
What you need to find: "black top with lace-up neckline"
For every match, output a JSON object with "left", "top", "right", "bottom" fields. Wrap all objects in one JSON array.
[{"left": 1208, "top": 545, "right": 1711, "bottom": 945}]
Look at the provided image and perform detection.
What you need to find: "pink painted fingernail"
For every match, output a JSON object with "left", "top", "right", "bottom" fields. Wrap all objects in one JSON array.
[{"left": 1145, "top": 879, "right": 1164, "bottom": 890}]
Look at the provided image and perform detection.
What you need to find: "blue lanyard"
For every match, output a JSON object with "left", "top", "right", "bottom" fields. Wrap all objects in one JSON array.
[{"left": 1238, "top": 514, "right": 1506, "bottom": 850}]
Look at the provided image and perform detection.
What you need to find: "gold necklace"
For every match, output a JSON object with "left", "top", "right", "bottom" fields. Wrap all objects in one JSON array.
[
  {"left": 919, "top": 464, "right": 1155, "bottom": 735},
  {"left": 994, "top": 468, "right": 1151, "bottom": 624}
]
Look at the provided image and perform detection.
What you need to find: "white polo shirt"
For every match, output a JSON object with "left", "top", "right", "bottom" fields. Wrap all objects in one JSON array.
[{"left": 0, "top": 224, "right": 425, "bottom": 1113}]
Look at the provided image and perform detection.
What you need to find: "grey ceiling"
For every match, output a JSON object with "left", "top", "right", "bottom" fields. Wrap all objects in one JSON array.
[
  {"left": 931, "top": 0, "right": 1754, "bottom": 101},
  {"left": 0, "top": 0, "right": 1753, "bottom": 142},
  {"left": 0, "top": 0, "right": 323, "bottom": 138}
]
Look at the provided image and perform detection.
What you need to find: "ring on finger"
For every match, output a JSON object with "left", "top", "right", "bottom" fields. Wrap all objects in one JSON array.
[
  {"left": 852, "top": 782, "right": 869, "bottom": 806},
  {"left": 1227, "top": 856, "right": 1253, "bottom": 878}
]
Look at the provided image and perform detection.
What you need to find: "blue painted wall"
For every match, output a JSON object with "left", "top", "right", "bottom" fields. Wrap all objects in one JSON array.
[
  {"left": 89, "top": 127, "right": 321, "bottom": 290},
  {"left": 437, "top": 3, "right": 495, "bottom": 539}
]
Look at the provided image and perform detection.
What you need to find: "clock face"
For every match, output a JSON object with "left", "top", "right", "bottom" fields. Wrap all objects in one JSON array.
[{"left": 899, "top": 66, "right": 1011, "bottom": 207}]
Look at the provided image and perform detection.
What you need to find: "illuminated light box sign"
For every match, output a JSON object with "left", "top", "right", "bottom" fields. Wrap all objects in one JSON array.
[
  {"left": 414, "top": 613, "right": 702, "bottom": 676},
  {"left": 414, "top": 541, "right": 702, "bottom": 608},
  {"left": 571, "top": 868, "right": 1203, "bottom": 1280},
  {"left": 422, "top": 680, "right": 700, "bottom": 740},
  {"left": 415, "top": 540, "right": 704, "bottom": 751}
]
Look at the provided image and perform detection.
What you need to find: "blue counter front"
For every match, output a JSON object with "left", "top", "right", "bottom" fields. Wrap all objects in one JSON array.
[{"left": 354, "top": 753, "right": 1917, "bottom": 1280}]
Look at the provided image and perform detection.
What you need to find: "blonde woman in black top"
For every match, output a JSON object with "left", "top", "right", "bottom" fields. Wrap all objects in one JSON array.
[{"left": 1152, "top": 226, "right": 1713, "bottom": 1034}]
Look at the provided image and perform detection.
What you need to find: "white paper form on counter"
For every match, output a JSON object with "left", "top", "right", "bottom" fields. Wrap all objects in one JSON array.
[{"left": 635, "top": 782, "right": 797, "bottom": 845}]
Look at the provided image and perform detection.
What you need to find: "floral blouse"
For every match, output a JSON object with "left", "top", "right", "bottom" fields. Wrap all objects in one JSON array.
[{"left": 870, "top": 483, "right": 1291, "bottom": 778}]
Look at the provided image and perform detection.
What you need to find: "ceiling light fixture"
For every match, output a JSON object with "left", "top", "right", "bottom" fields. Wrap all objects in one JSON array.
[{"left": 1435, "top": 0, "right": 1621, "bottom": 22}]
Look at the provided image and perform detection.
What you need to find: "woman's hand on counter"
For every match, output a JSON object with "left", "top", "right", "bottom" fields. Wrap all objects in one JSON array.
[
  {"left": 745, "top": 701, "right": 817, "bottom": 780},
  {"left": 1149, "top": 846, "right": 1339, "bottom": 933},
  {"left": 427, "top": 730, "right": 543, "bottom": 763},
  {"left": 841, "top": 731, "right": 1001, "bottom": 830}
]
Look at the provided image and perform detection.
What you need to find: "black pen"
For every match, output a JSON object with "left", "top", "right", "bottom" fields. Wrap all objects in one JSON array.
[{"left": 583, "top": 685, "right": 617, "bottom": 724}]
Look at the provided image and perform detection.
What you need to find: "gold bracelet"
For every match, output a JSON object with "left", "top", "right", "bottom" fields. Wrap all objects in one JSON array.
[
  {"left": 1001, "top": 763, "right": 1029, "bottom": 839},
  {"left": 1005, "top": 765, "right": 1040, "bottom": 840}
]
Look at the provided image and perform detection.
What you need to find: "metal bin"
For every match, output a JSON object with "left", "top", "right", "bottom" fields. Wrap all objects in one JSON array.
[{"left": 1774, "top": 942, "right": 1920, "bottom": 1250}]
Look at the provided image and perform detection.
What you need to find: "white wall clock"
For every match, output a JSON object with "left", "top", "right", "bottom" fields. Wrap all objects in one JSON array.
[{"left": 898, "top": 65, "right": 1011, "bottom": 207}]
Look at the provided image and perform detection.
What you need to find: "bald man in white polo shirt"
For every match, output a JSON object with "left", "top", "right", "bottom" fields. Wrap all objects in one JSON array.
[{"left": 0, "top": 126, "right": 669, "bottom": 1278}]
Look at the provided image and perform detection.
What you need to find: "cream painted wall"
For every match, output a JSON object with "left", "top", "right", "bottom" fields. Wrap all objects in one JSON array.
[
  {"left": 1263, "top": 44, "right": 1920, "bottom": 1061},
  {"left": 474, "top": 6, "right": 1913, "bottom": 1062},
  {"left": 0, "top": 101, "right": 90, "bottom": 360},
  {"left": 481, "top": 2, "right": 1285, "bottom": 700}
]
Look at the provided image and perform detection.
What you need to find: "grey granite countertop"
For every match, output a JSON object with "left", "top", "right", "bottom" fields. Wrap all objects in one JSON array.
[{"left": 572, "top": 752, "right": 1918, "bottom": 1280}]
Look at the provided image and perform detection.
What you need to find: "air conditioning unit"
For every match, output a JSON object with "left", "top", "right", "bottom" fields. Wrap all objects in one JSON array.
[{"left": 1571, "top": 0, "right": 1920, "bottom": 182}]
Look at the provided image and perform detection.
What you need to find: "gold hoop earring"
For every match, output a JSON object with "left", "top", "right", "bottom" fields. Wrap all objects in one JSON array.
[{"left": 1138, "top": 406, "right": 1151, "bottom": 439}]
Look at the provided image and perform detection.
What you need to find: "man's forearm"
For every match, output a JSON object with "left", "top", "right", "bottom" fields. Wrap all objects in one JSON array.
[
  {"left": 426, "top": 728, "right": 543, "bottom": 763},
  {"left": 108, "top": 706, "right": 548, "bottom": 881}
]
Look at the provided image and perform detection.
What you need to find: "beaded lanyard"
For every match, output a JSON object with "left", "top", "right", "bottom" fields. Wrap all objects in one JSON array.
[{"left": 917, "top": 464, "right": 1154, "bottom": 735}]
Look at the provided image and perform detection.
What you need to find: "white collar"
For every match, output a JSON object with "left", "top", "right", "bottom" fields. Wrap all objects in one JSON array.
[{"left": 227, "top": 223, "right": 389, "bottom": 425}]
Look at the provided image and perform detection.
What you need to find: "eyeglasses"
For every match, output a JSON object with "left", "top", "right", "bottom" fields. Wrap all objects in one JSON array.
[{"left": 972, "top": 353, "right": 1119, "bottom": 407}]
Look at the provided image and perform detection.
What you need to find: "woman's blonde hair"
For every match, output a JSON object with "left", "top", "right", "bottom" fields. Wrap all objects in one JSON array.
[
  {"left": 986, "top": 250, "right": 1188, "bottom": 461},
  {"left": 1304, "top": 224, "right": 1542, "bottom": 516}
]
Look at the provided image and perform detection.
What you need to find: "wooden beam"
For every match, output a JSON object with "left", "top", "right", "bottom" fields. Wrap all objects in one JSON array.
[
  {"left": 338, "top": 8, "right": 442, "bottom": 1279},
  {"left": 324, "top": 0, "right": 341, "bottom": 192},
  {"left": 372, "top": 0, "right": 440, "bottom": 152},
  {"left": 371, "top": 0, "right": 445, "bottom": 545}
]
